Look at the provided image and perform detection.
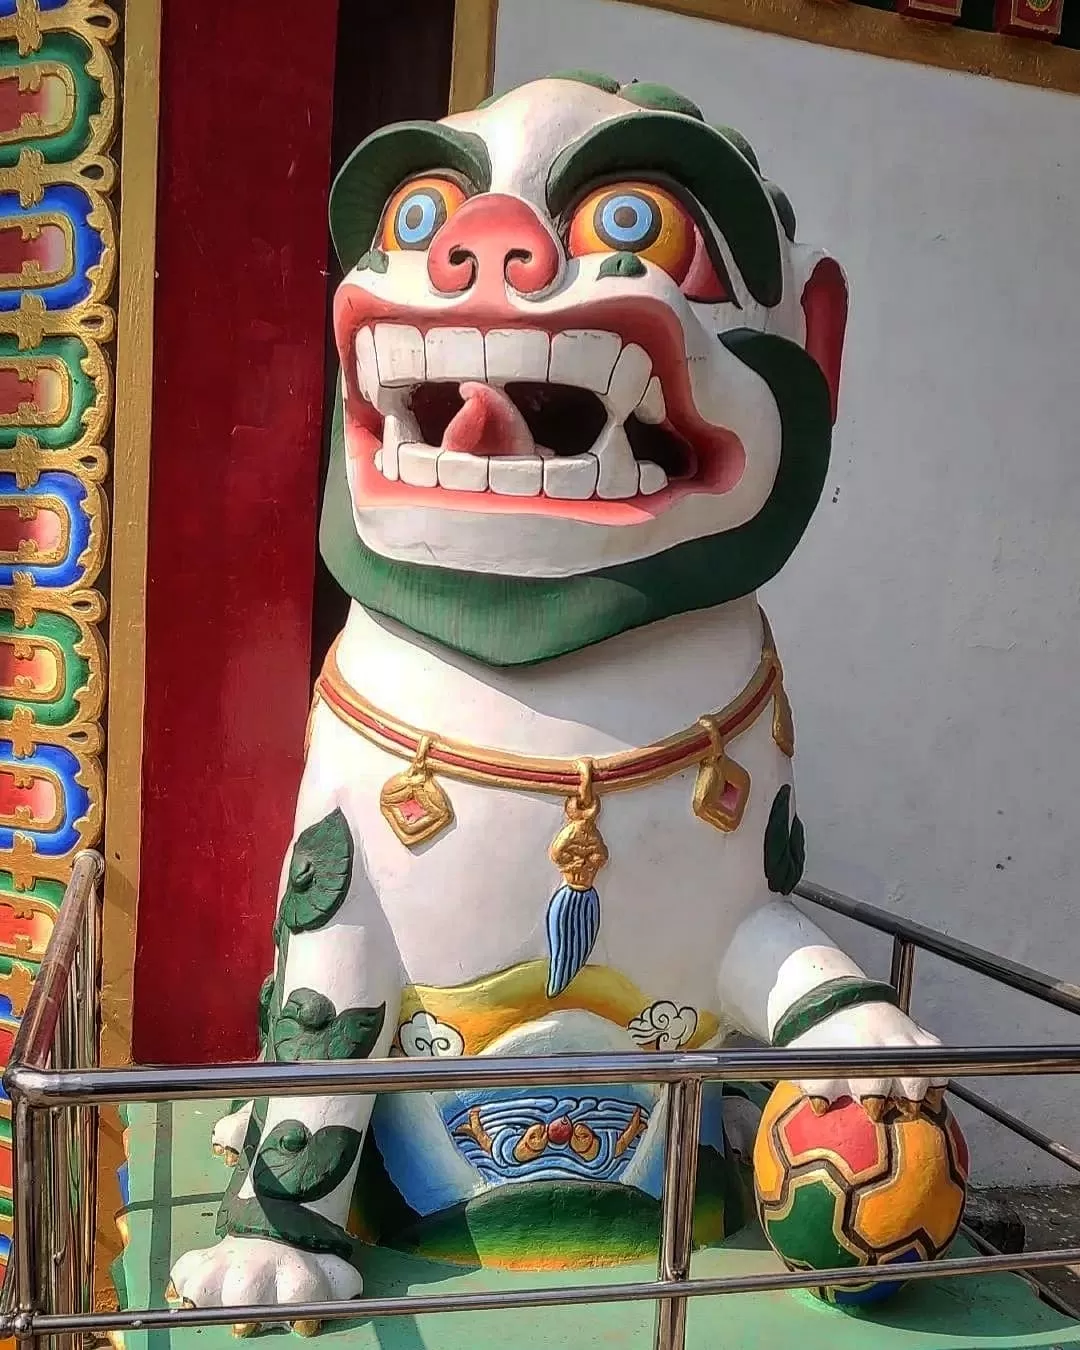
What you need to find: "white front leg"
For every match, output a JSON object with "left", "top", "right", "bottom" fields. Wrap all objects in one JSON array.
[
  {"left": 718, "top": 897, "right": 944, "bottom": 1109},
  {"left": 171, "top": 809, "right": 402, "bottom": 1321}
]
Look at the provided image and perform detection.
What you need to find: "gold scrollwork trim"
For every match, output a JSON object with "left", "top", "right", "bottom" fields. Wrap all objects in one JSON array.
[
  {"left": 1, "top": 712, "right": 104, "bottom": 759},
  {"left": 0, "top": 578, "right": 105, "bottom": 629},
  {"left": 0, "top": 438, "right": 108, "bottom": 491},
  {"left": 2, "top": 831, "right": 102, "bottom": 893},
  {"left": 0, "top": 293, "right": 113, "bottom": 351},
  {"left": 0, "top": 148, "right": 117, "bottom": 213},
  {"left": 0, "top": 61, "right": 78, "bottom": 147},
  {"left": 0, "top": 0, "right": 120, "bottom": 60},
  {"left": 0, "top": 0, "right": 116, "bottom": 1025}
]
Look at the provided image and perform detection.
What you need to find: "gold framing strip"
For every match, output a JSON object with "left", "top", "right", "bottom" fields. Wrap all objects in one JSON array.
[
  {"left": 96, "top": 5, "right": 163, "bottom": 1309},
  {"left": 100, "top": 0, "right": 161, "bottom": 1073},
  {"left": 449, "top": 0, "right": 499, "bottom": 113},
  {"left": 461, "top": 0, "right": 1080, "bottom": 104}
]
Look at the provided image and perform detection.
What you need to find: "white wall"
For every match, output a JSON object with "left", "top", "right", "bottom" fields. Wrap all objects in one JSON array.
[{"left": 494, "top": 0, "right": 1080, "bottom": 1185}]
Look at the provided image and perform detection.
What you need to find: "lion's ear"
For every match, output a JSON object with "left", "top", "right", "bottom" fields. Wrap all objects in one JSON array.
[{"left": 792, "top": 249, "right": 849, "bottom": 425}]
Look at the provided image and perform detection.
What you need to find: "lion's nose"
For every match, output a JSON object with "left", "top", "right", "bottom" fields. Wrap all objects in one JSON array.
[{"left": 427, "top": 194, "right": 561, "bottom": 297}]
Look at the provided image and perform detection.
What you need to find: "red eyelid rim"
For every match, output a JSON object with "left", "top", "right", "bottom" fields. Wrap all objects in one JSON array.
[{"left": 562, "top": 173, "right": 742, "bottom": 308}]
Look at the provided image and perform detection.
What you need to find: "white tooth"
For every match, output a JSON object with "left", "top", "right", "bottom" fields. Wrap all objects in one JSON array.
[
  {"left": 544, "top": 454, "right": 599, "bottom": 500},
  {"left": 638, "top": 461, "right": 668, "bottom": 496},
  {"left": 489, "top": 456, "right": 544, "bottom": 497},
  {"left": 437, "top": 450, "right": 489, "bottom": 492},
  {"left": 594, "top": 424, "right": 639, "bottom": 500},
  {"left": 399, "top": 443, "right": 439, "bottom": 488},
  {"left": 484, "top": 329, "right": 550, "bottom": 383},
  {"left": 373, "top": 323, "right": 426, "bottom": 386},
  {"left": 425, "top": 327, "right": 485, "bottom": 381},
  {"left": 381, "top": 415, "right": 408, "bottom": 481},
  {"left": 549, "top": 330, "right": 622, "bottom": 393},
  {"left": 374, "top": 449, "right": 383, "bottom": 471},
  {"left": 637, "top": 376, "right": 666, "bottom": 425},
  {"left": 606, "top": 344, "right": 652, "bottom": 420},
  {"left": 355, "top": 327, "right": 378, "bottom": 400}
]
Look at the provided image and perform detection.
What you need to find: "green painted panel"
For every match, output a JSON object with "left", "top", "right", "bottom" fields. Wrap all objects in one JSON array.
[
  {"left": 0, "top": 334, "right": 100, "bottom": 451},
  {"left": 0, "top": 33, "right": 104, "bottom": 167},
  {"left": 0, "top": 609, "right": 90, "bottom": 726},
  {"left": 0, "top": 869, "right": 63, "bottom": 912}
]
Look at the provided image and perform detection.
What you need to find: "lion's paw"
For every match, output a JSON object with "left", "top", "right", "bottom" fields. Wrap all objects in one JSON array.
[
  {"left": 169, "top": 1235, "right": 362, "bottom": 1334},
  {"left": 790, "top": 1001, "right": 945, "bottom": 1117}
]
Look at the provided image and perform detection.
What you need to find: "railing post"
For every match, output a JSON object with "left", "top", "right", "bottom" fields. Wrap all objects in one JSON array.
[
  {"left": 12, "top": 1097, "right": 42, "bottom": 1350},
  {"left": 12, "top": 1099, "right": 35, "bottom": 1313},
  {"left": 653, "top": 1077, "right": 703, "bottom": 1350},
  {"left": 889, "top": 936, "right": 916, "bottom": 1013}
]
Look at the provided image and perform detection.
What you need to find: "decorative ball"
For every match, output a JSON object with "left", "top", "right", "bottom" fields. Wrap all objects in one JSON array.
[{"left": 753, "top": 1081, "right": 969, "bottom": 1305}]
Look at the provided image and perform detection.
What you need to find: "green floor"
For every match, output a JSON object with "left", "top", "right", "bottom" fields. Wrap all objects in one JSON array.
[{"left": 112, "top": 1099, "right": 1080, "bottom": 1350}]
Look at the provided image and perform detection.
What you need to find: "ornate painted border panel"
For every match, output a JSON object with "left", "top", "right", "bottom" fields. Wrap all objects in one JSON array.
[
  {"left": 450, "top": 0, "right": 1080, "bottom": 113},
  {"left": 0, "top": 0, "right": 115, "bottom": 1269}
]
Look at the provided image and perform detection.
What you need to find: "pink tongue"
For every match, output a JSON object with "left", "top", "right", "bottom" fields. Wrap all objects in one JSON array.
[{"left": 441, "top": 381, "right": 534, "bottom": 456}]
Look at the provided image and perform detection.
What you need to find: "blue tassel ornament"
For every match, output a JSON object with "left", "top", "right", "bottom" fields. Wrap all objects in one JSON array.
[
  {"left": 546, "top": 884, "right": 601, "bottom": 997},
  {"left": 546, "top": 760, "right": 608, "bottom": 999}
]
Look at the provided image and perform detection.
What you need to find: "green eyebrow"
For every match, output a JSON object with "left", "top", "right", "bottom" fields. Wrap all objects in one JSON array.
[
  {"left": 329, "top": 122, "right": 492, "bottom": 271},
  {"left": 547, "top": 113, "right": 782, "bottom": 308}
]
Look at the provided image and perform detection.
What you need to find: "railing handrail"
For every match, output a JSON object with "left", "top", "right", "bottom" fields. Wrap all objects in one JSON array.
[
  {"left": 9, "top": 1043, "right": 1080, "bottom": 1108},
  {"left": 4, "top": 850, "right": 102, "bottom": 1080},
  {"left": 9, "top": 856, "right": 1080, "bottom": 1347},
  {"left": 19, "top": 1243, "right": 1080, "bottom": 1336},
  {"left": 797, "top": 879, "right": 1080, "bottom": 1017}
]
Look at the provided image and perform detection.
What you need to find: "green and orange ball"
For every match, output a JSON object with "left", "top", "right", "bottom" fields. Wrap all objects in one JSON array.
[{"left": 753, "top": 1081, "right": 969, "bottom": 1305}]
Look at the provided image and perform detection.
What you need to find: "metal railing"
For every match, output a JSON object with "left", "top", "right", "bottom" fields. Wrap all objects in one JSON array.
[{"left": 4, "top": 853, "right": 1080, "bottom": 1350}]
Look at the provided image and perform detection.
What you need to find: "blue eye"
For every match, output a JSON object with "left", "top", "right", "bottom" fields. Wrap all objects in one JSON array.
[
  {"left": 595, "top": 192, "right": 661, "bottom": 250},
  {"left": 381, "top": 176, "right": 468, "bottom": 253},
  {"left": 394, "top": 190, "right": 444, "bottom": 248}
]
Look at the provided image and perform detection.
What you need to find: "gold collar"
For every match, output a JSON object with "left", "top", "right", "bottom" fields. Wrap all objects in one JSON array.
[{"left": 314, "top": 608, "right": 793, "bottom": 851}]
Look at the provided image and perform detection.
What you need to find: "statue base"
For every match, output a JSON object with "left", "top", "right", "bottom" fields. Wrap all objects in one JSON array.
[{"left": 110, "top": 1100, "right": 1080, "bottom": 1349}]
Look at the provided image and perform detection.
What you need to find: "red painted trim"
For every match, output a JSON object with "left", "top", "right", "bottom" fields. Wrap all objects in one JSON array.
[{"left": 131, "top": 0, "right": 340, "bottom": 1064}]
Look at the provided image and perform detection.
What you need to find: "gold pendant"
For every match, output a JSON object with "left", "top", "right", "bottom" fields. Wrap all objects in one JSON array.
[
  {"left": 772, "top": 680, "right": 795, "bottom": 758},
  {"left": 693, "top": 716, "right": 751, "bottom": 833},
  {"left": 380, "top": 735, "right": 454, "bottom": 848},
  {"left": 549, "top": 759, "right": 608, "bottom": 888}
]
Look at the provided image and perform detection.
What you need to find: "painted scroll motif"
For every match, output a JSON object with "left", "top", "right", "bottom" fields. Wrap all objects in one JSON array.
[{"left": 0, "top": 0, "right": 115, "bottom": 1270}]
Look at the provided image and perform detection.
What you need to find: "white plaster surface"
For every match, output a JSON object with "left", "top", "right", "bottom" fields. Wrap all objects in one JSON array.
[{"left": 495, "top": 0, "right": 1080, "bottom": 1184}]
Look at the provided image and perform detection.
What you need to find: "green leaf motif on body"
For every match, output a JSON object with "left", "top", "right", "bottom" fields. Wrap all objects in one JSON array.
[
  {"left": 271, "top": 988, "right": 386, "bottom": 1062},
  {"left": 252, "top": 1121, "right": 363, "bottom": 1204},
  {"left": 257, "top": 972, "right": 276, "bottom": 1046},
  {"left": 764, "top": 785, "right": 805, "bottom": 895},
  {"left": 277, "top": 807, "right": 354, "bottom": 937}
]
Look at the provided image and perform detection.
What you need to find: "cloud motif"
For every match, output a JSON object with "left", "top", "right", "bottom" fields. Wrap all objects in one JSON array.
[
  {"left": 628, "top": 1001, "right": 698, "bottom": 1051},
  {"left": 399, "top": 1011, "right": 465, "bottom": 1058}
]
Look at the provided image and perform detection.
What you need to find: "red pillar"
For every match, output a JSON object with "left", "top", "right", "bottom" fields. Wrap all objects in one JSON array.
[{"left": 132, "top": 0, "right": 340, "bottom": 1062}]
